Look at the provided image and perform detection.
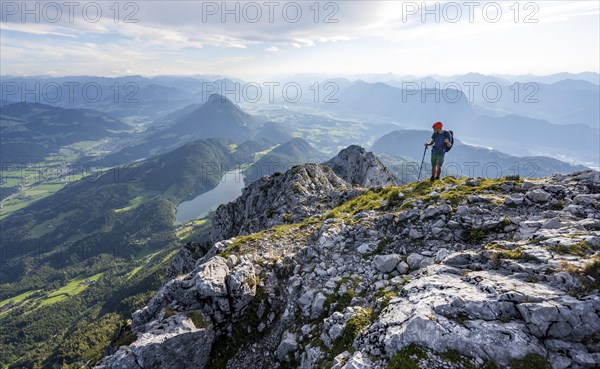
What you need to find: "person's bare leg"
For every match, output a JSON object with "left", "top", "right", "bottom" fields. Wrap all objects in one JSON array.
[
  {"left": 434, "top": 165, "right": 441, "bottom": 179},
  {"left": 430, "top": 166, "right": 435, "bottom": 180}
]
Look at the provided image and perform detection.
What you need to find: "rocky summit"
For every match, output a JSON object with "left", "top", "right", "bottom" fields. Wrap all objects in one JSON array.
[
  {"left": 95, "top": 147, "right": 600, "bottom": 369},
  {"left": 324, "top": 145, "right": 398, "bottom": 188}
]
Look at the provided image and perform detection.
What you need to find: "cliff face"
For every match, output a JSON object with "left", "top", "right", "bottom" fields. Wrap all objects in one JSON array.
[{"left": 95, "top": 147, "right": 600, "bottom": 369}]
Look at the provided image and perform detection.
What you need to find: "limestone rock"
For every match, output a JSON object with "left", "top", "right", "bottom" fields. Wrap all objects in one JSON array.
[
  {"left": 527, "top": 188, "right": 552, "bottom": 203},
  {"left": 277, "top": 331, "right": 298, "bottom": 361},
  {"left": 95, "top": 315, "right": 214, "bottom": 369},
  {"left": 373, "top": 254, "right": 402, "bottom": 273},
  {"left": 323, "top": 145, "right": 397, "bottom": 187}
]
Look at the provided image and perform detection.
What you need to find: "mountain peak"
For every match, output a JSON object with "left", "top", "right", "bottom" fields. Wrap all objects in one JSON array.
[
  {"left": 170, "top": 93, "right": 254, "bottom": 142},
  {"left": 324, "top": 145, "right": 398, "bottom": 187},
  {"left": 198, "top": 93, "right": 247, "bottom": 116},
  {"left": 207, "top": 92, "right": 228, "bottom": 103}
]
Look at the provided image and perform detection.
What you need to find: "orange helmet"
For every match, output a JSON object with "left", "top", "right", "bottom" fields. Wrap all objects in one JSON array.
[{"left": 432, "top": 121, "right": 443, "bottom": 130}]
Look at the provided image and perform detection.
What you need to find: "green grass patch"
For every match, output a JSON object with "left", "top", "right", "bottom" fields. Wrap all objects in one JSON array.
[
  {"left": 325, "top": 277, "right": 361, "bottom": 314},
  {"left": 114, "top": 196, "right": 144, "bottom": 213},
  {"left": 487, "top": 244, "right": 542, "bottom": 263},
  {"left": 509, "top": 353, "right": 551, "bottom": 369},
  {"left": 386, "top": 188, "right": 405, "bottom": 207},
  {"left": 0, "top": 195, "right": 43, "bottom": 219},
  {"left": 0, "top": 177, "right": 21, "bottom": 187},
  {"left": 399, "top": 176, "right": 522, "bottom": 209},
  {"left": 38, "top": 294, "right": 69, "bottom": 306},
  {"left": 441, "top": 349, "right": 463, "bottom": 363},
  {"left": 465, "top": 228, "right": 486, "bottom": 244},
  {"left": 548, "top": 241, "right": 592, "bottom": 257},
  {"left": 134, "top": 248, "right": 162, "bottom": 260},
  {"left": 580, "top": 256, "right": 600, "bottom": 292},
  {"left": 0, "top": 167, "right": 78, "bottom": 219},
  {"left": 387, "top": 344, "right": 427, "bottom": 369},
  {"left": 334, "top": 188, "right": 389, "bottom": 215},
  {"left": 374, "top": 289, "right": 397, "bottom": 310},
  {"left": 129, "top": 247, "right": 179, "bottom": 279},
  {"left": 331, "top": 307, "right": 373, "bottom": 356},
  {"left": 175, "top": 218, "right": 208, "bottom": 239},
  {"left": 325, "top": 209, "right": 340, "bottom": 219},
  {"left": 219, "top": 218, "right": 319, "bottom": 258},
  {"left": 323, "top": 185, "right": 407, "bottom": 220},
  {"left": 161, "top": 249, "right": 179, "bottom": 263},
  {"left": 127, "top": 265, "right": 144, "bottom": 279},
  {"left": 0, "top": 289, "right": 42, "bottom": 308},
  {"left": 440, "top": 349, "right": 474, "bottom": 367},
  {"left": 187, "top": 311, "right": 208, "bottom": 329},
  {"left": 208, "top": 285, "right": 268, "bottom": 368},
  {"left": 29, "top": 210, "right": 78, "bottom": 238},
  {"left": 252, "top": 144, "right": 279, "bottom": 160},
  {"left": 38, "top": 272, "right": 105, "bottom": 307},
  {"left": 163, "top": 307, "right": 175, "bottom": 319}
]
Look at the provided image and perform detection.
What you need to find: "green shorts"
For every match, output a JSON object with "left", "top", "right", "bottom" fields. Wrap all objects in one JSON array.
[{"left": 431, "top": 153, "right": 445, "bottom": 166}]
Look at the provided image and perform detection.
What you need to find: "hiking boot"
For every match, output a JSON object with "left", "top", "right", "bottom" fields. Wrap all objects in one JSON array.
[
  {"left": 430, "top": 176, "right": 435, "bottom": 182},
  {"left": 435, "top": 176, "right": 440, "bottom": 180}
]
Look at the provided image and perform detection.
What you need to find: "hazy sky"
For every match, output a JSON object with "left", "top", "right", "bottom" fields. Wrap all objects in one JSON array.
[{"left": 1, "top": 1, "right": 599, "bottom": 80}]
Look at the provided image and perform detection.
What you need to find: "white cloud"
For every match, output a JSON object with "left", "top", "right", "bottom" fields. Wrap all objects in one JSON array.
[
  {"left": 0, "top": 23, "right": 77, "bottom": 37},
  {"left": 0, "top": 1, "right": 598, "bottom": 78},
  {"left": 318, "top": 36, "right": 353, "bottom": 43}
]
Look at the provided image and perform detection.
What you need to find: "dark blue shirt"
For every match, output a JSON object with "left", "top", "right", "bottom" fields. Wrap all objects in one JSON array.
[{"left": 431, "top": 130, "right": 451, "bottom": 154}]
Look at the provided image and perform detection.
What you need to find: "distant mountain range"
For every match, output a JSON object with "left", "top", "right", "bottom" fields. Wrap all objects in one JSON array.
[
  {"left": 1, "top": 74, "right": 597, "bottom": 169},
  {"left": 498, "top": 72, "right": 599, "bottom": 85},
  {"left": 320, "top": 80, "right": 598, "bottom": 167},
  {"left": 331, "top": 80, "right": 474, "bottom": 125},
  {"left": 464, "top": 79, "right": 599, "bottom": 128},
  {"left": 0, "top": 75, "right": 216, "bottom": 117},
  {"left": 371, "top": 130, "right": 588, "bottom": 180},
  {"left": 383, "top": 76, "right": 599, "bottom": 128},
  {"left": 455, "top": 115, "right": 599, "bottom": 168}
]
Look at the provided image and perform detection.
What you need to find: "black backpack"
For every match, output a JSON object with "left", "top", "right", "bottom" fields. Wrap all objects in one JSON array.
[{"left": 445, "top": 130, "right": 454, "bottom": 152}]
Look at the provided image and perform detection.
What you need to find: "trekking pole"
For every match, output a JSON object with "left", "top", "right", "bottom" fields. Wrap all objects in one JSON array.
[{"left": 417, "top": 146, "right": 428, "bottom": 181}]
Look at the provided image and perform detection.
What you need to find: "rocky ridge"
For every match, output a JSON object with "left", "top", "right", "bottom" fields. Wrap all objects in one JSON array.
[
  {"left": 95, "top": 148, "right": 600, "bottom": 369},
  {"left": 209, "top": 163, "right": 362, "bottom": 244}
]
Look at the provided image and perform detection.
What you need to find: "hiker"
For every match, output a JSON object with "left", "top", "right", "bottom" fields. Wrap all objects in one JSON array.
[{"left": 424, "top": 121, "right": 452, "bottom": 181}]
